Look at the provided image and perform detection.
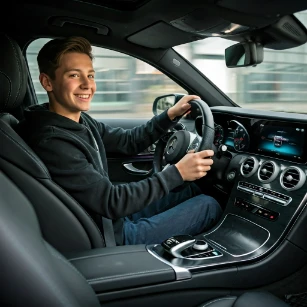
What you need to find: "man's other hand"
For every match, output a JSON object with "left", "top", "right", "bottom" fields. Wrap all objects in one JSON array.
[{"left": 167, "top": 94, "right": 200, "bottom": 120}]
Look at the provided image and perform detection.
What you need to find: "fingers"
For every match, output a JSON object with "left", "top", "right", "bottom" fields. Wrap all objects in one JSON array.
[
  {"left": 187, "top": 149, "right": 195, "bottom": 154},
  {"left": 181, "top": 94, "right": 200, "bottom": 103},
  {"left": 168, "top": 94, "right": 200, "bottom": 119},
  {"left": 178, "top": 95, "right": 199, "bottom": 110},
  {"left": 175, "top": 148, "right": 214, "bottom": 181},
  {"left": 196, "top": 149, "right": 214, "bottom": 159},
  {"left": 193, "top": 165, "right": 211, "bottom": 180}
]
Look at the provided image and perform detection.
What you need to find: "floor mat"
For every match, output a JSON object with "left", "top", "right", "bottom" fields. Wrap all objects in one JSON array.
[{"left": 285, "top": 292, "right": 307, "bottom": 306}]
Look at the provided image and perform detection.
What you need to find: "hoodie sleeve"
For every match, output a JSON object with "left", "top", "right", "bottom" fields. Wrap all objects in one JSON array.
[
  {"left": 92, "top": 110, "right": 178, "bottom": 155},
  {"left": 32, "top": 133, "right": 184, "bottom": 219}
]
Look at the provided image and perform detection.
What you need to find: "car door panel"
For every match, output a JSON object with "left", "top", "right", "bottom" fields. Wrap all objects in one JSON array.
[{"left": 96, "top": 118, "right": 155, "bottom": 184}]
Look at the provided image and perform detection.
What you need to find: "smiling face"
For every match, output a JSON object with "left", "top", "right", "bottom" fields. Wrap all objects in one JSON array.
[{"left": 39, "top": 52, "right": 96, "bottom": 122}]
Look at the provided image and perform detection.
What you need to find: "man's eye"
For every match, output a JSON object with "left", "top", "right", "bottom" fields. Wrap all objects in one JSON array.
[
  {"left": 71, "top": 74, "right": 79, "bottom": 78},
  {"left": 89, "top": 75, "right": 95, "bottom": 79}
]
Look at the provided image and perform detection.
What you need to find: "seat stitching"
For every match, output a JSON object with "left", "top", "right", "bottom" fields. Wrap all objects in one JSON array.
[
  {"left": 0, "top": 72, "right": 12, "bottom": 111},
  {"left": 6, "top": 34, "right": 22, "bottom": 109}
]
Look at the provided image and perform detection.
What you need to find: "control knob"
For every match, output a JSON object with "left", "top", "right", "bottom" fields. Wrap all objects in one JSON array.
[{"left": 192, "top": 240, "right": 209, "bottom": 251}]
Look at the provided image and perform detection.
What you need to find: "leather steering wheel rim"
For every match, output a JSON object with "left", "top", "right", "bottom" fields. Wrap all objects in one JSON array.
[{"left": 153, "top": 99, "right": 215, "bottom": 173}]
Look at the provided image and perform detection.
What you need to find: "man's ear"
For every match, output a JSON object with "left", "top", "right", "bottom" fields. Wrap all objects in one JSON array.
[{"left": 39, "top": 73, "right": 53, "bottom": 92}]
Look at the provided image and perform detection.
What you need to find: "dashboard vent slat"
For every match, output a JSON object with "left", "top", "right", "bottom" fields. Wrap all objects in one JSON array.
[
  {"left": 240, "top": 156, "right": 259, "bottom": 178},
  {"left": 258, "top": 161, "right": 279, "bottom": 183},
  {"left": 280, "top": 166, "right": 306, "bottom": 191}
]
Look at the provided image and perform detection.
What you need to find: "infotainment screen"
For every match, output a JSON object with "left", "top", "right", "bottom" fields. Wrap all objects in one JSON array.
[{"left": 257, "top": 121, "right": 306, "bottom": 162}]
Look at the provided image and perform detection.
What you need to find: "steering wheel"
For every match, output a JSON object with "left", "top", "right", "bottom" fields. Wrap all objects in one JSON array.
[{"left": 153, "top": 99, "right": 215, "bottom": 173}]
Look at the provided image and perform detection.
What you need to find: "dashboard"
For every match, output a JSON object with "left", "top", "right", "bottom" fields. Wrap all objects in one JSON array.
[
  {"left": 149, "top": 105, "right": 307, "bottom": 273},
  {"left": 195, "top": 107, "right": 307, "bottom": 164},
  {"left": 151, "top": 106, "right": 307, "bottom": 272}
]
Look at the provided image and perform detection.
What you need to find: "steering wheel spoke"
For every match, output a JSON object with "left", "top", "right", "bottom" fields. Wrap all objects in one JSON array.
[
  {"left": 186, "top": 132, "right": 201, "bottom": 152},
  {"left": 153, "top": 98, "right": 214, "bottom": 174}
]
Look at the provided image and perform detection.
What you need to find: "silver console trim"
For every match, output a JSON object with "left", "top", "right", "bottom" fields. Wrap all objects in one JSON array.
[
  {"left": 237, "top": 181, "right": 292, "bottom": 206},
  {"left": 146, "top": 244, "right": 191, "bottom": 280},
  {"left": 181, "top": 250, "right": 223, "bottom": 261}
]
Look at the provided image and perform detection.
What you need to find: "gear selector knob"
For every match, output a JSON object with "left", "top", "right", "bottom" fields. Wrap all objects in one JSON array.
[{"left": 161, "top": 235, "right": 196, "bottom": 258}]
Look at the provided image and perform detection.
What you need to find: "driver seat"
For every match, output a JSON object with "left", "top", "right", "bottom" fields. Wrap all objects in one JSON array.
[{"left": 0, "top": 32, "right": 107, "bottom": 253}]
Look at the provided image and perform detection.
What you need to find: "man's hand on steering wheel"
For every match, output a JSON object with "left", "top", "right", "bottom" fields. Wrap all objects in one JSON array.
[
  {"left": 175, "top": 149, "right": 214, "bottom": 181},
  {"left": 167, "top": 95, "right": 200, "bottom": 120},
  {"left": 153, "top": 94, "right": 215, "bottom": 178}
]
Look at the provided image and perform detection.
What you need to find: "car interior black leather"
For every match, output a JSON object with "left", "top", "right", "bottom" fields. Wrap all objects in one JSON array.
[
  {"left": 199, "top": 291, "right": 289, "bottom": 307},
  {"left": 0, "top": 32, "right": 291, "bottom": 307}
]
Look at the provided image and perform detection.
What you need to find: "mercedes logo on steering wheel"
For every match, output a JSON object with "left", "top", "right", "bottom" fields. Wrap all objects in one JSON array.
[{"left": 167, "top": 138, "right": 177, "bottom": 154}]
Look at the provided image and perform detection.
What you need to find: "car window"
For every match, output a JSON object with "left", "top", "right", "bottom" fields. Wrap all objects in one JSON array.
[
  {"left": 26, "top": 38, "right": 187, "bottom": 119},
  {"left": 174, "top": 10, "right": 307, "bottom": 114}
]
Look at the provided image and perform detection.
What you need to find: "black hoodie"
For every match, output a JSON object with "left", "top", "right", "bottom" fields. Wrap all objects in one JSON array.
[{"left": 17, "top": 103, "right": 184, "bottom": 244}]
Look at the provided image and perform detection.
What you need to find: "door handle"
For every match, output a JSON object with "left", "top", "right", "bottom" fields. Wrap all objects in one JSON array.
[{"left": 123, "top": 163, "right": 150, "bottom": 175}]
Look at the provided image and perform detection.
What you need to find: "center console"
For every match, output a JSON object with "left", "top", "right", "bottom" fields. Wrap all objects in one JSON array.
[
  {"left": 146, "top": 153, "right": 307, "bottom": 280},
  {"left": 67, "top": 152, "right": 307, "bottom": 306}
]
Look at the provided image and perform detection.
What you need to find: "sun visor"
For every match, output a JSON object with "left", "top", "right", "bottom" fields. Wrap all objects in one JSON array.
[
  {"left": 168, "top": 4, "right": 281, "bottom": 38},
  {"left": 127, "top": 21, "right": 204, "bottom": 49}
]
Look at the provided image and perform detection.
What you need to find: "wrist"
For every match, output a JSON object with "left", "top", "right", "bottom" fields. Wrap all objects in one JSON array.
[
  {"left": 167, "top": 107, "right": 176, "bottom": 121},
  {"left": 175, "top": 162, "right": 185, "bottom": 180}
]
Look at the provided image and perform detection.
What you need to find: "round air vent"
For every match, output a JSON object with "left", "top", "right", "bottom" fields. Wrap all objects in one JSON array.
[
  {"left": 240, "top": 156, "right": 259, "bottom": 178},
  {"left": 280, "top": 166, "right": 306, "bottom": 191},
  {"left": 258, "top": 161, "right": 279, "bottom": 183}
]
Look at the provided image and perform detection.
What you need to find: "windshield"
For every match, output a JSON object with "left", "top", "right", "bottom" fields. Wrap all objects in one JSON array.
[{"left": 174, "top": 10, "right": 307, "bottom": 114}]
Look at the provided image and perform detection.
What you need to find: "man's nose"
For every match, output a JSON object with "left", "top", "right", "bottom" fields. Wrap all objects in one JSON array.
[{"left": 80, "top": 76, "right": 91, "bottom": 88}]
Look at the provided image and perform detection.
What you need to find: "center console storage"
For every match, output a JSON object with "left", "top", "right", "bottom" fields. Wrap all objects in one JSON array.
[{"left": 204, "top": 214, "right": 269, "bottom": 257}]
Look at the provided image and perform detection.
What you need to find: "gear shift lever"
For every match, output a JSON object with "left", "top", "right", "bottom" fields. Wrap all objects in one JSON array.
[{"left": 161, "top": 235, "right": 196, "bottom": 258}]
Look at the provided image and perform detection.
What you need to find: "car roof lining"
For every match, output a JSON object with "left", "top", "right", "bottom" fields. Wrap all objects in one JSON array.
[{"left": 4, "top": 0, "right": 307, "bottom": 51}]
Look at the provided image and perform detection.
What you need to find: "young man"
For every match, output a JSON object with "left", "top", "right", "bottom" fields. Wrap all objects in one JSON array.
[{"left": 18, "top": 36, "right": 222, "bottom": 245}]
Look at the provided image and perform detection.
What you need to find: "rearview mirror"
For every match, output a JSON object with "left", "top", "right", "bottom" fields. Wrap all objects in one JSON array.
[{"left": 225, "top": 42, "right": 263, "bottom": 68}]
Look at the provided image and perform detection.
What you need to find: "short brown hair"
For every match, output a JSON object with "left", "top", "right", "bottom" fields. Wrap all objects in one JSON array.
[{"left": 37, "top": 36, "right": 93, "bottom": 79}]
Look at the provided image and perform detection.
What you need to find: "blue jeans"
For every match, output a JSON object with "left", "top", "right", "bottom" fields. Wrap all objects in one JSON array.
[{"left": 123, "top": 183, "right": 222, "bottom": 245}]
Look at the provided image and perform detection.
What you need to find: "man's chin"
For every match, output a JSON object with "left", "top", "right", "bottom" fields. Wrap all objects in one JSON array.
[{"left": 78, "top": 104, "right": 91, "bottom": 112}]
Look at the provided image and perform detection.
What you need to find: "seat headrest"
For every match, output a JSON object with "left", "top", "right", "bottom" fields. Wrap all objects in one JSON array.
[{"left": 0, "top": 33, "right": 28, "bottom": 113}]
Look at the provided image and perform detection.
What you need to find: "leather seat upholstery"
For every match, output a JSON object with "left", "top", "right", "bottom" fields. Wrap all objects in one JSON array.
[
  {"left": 200, "top": 291, "right": 289, "bottom": 307},
  {"left": 0, "top": 32, "right": 105, "bottom": 253},
  {"left": 0, "top": 171, "right": 100, "bottom": 307}
]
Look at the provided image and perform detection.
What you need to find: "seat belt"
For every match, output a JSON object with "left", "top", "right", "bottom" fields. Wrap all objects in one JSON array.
[
  {"left": 101, "top": 217, "right": 116, "bottom": 247},
  {"left": 83, "top": 123, "right": 116, "bottom": 247}
]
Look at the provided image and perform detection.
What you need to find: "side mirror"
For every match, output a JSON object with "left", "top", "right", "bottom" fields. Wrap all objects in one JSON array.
[
  {"left": 225, "top": 42, "right": 263, "bottom": 68},
  {"left": 152, "top": 93, "right": 186, "bottom": 115}
]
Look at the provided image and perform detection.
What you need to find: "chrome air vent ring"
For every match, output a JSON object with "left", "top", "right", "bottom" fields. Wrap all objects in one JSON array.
[
  {"left": 258, "top": 160, "right": 279, "bottom": 183},
  {"left": 280, "top": 166, "right": 306, "bottom": 191},
  {"left": 240, "top": 156, "right": 259, "bottom": 178}
]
